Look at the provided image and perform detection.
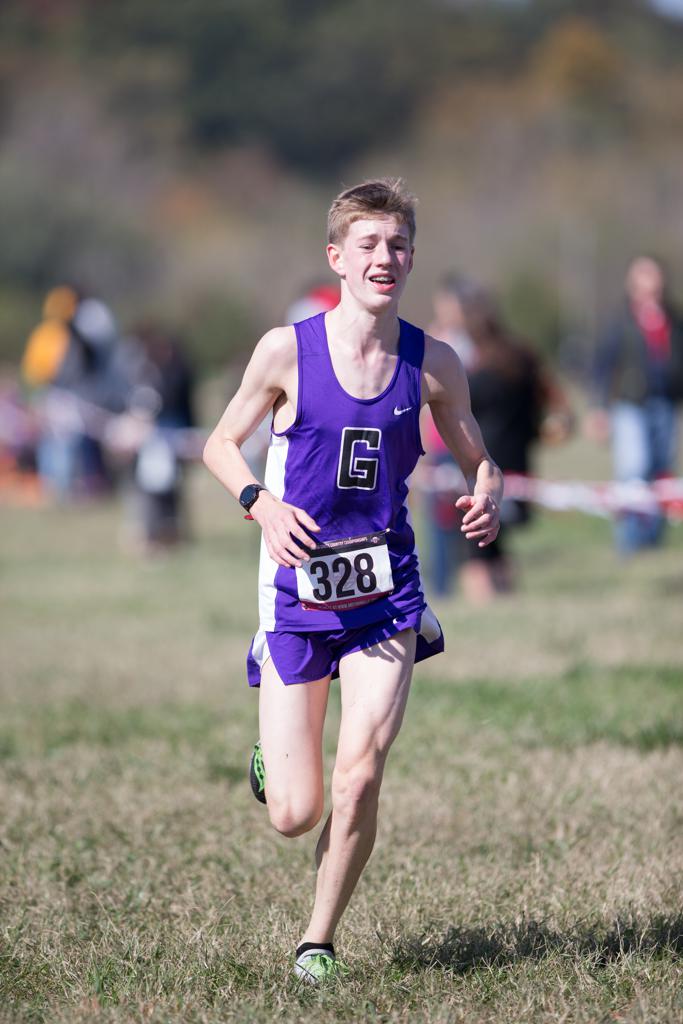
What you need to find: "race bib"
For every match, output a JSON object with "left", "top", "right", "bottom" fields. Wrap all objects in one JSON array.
[{"left": 295, "top": 530, "right": 394, "bottom": 611}]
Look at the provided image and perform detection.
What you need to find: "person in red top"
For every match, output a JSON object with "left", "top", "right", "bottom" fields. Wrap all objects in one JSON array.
[{"left": 591, "top": 256, "right": 683, "bottom": 554}]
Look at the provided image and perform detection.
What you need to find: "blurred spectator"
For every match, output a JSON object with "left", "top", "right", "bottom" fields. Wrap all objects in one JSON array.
[
  {"left": 428, "top": 272, "right": 478, "bottom": 371},
  {"left": 588, "top": 256, "right": 683, "bottom": 555},
  {"left": 421, "top": 274, "right": 478, "bottom": 596},
  {"left": 459, "top": 290, "right": 573, "bottom": 603},
  {"left": 0, "top": 376, "right": 45, "bottom": 505},
  {"left": 21, "top": 287, "right": 127, "bottom": 499},
  {"left": 2, "top": 288, "right": 72, "bottom": 500},
  {"left": 285, "top": 281, "right": 340, "bottom": 325},
  {"left": 121, "top": 323, "right": 196, "bottom": 553},
  {"left": 21, "top": 285, "right": 77, "bottom": 389}
]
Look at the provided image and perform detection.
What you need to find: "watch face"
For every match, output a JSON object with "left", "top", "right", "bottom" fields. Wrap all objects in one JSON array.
[{"left": 240, "top": 484, "right": 262, "bottom": 510}]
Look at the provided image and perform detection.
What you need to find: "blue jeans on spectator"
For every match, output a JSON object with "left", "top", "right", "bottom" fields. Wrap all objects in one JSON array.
[
  {"left": 611, "top": 398, "right": 677, "bottom": 554},
  {"left": 37, "top": 431, "right": 80, "bottom": 499},
  {"left": 427, "top": 490, "right": 463, "bottom": 596},
  {"left": 423, "top": 452, "right": 463, "bottom": 596}
]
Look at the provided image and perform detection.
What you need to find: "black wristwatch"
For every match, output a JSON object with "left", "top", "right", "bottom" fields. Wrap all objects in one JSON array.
[{"left": 239, "top": 483, "right": 266, "bottom": 513}]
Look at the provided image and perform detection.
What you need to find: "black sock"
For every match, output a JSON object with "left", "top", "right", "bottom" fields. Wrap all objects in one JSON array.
[{"left": 296, "top": 941, "right": 335, "bottom": 959}]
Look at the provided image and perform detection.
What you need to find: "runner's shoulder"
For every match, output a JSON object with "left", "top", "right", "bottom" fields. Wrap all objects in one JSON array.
[
  {"left": 257, "top": 324, "right": 297, "bottom": 363},
  {"left": 422, "top": 334, "right": 466, "bottom": 389},
  {"left": 423, "top": 333, "right": 464, "bottom": 370},
  {"left": 253, "top": 325, "right": 298, "bottom": 382}
]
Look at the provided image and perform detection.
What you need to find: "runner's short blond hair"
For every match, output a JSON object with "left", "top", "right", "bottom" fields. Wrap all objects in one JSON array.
[{"left": 327, "top": 178, "right": 417, "bottom": 246}]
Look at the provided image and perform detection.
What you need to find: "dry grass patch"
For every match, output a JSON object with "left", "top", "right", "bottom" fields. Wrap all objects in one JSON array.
[{"left": 1, "top": 477, "right": 682, "bottom": 1022}]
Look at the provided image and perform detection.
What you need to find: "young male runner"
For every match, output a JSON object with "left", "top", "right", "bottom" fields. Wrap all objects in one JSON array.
[{"left": 203, "top": 179, "right": 502, "bottom": 983}]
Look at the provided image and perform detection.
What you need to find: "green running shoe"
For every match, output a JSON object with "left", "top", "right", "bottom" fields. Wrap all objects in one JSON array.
[
  {"left": 249, "top": 741, "right": 267, "bottom": 804},
  {"left": 294, "top": 949, "right": 348, "bottom": 985}
]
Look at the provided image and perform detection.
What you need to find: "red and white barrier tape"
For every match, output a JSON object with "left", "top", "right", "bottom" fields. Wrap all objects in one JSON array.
[
  {"left": 0, "top": 389, "right": 270, "bottom": 464},
  {"left": 2, "top": 393, "right": 682, "bottom": 520},
  {"left": 416, "top": 463, "right": 683, "bottom": 521}
]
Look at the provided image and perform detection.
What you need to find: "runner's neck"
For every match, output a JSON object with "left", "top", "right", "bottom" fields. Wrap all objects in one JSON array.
[{"left": 325, "top": 303, "right": 400, "bottom": 358}]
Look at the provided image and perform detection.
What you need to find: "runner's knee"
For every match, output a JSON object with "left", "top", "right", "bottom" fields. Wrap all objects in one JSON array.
[
  {"left": 331, "top": 760, "right": 383, "bottom": 824},
  {"left": 267, "top": 793, "right": 323, "bottom": 838}
]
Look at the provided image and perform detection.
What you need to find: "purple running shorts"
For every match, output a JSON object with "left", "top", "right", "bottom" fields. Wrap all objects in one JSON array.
[{"left": 246, "top": 607, "right": 443, "bottom": 687}]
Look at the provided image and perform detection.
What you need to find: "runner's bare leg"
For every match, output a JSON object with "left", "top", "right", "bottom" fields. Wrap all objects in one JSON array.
[
  {"left": 300, "top": 628, "right": 416, "bottom": 944},
  {"left": 259, "top": 657, "right": 331, "bottom": 837}
]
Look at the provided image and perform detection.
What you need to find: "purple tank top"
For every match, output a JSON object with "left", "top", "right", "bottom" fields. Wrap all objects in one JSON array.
[{"left": 258, "top": 312, "right": 426, "bottom": 632}]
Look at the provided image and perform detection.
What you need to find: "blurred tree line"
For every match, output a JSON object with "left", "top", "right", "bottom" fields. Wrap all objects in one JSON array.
[{"left": 1, "top": 0, "right": 683, "bottom": 372}]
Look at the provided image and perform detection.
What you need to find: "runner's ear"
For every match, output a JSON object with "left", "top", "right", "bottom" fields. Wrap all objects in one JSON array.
[{"left": 327, "top": 243, "right": 344, "bottom": 278}]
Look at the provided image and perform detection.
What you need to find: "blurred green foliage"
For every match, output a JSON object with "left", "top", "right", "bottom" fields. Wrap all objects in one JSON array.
[
  {"left": 0, "top": 164, "right": 155, "bottom": 291},
  {"left": 181, "top": 291, "right": 260, "bottom": 372},
  {"left": 500, "top": 271, "right": 564, "bottom": 359},
  {"left": 1, "top": 0, "right": 683, "bottom": 370},
  {"left": 4, "top": 0, "right": 680, "bottom": 175}
]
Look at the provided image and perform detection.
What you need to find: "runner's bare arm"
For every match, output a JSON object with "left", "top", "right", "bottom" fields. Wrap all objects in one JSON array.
[
  {"left": 422, "top": 336, "right": 503, "bottom": 547},
  {"left": 203, "top": 327, "right": 320, "bottom": 567}
]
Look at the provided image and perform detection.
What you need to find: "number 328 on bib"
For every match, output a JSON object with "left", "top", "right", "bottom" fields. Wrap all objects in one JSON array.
[{"left": 295, "top": 530, "right": 394, "bottom": 611}]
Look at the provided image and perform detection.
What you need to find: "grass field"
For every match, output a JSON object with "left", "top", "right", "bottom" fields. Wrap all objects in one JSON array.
[{"left": 1, "top": 466, "right": 682, "bottom": 1023}]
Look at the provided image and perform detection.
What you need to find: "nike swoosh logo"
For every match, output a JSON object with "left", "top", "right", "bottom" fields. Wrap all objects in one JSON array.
[{"left": 393, "top": 405, "right": 413, "bottom": 416}]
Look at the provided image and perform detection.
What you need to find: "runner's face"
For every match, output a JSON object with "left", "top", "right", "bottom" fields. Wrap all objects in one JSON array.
[{"left": 327, "top": 215, "right": 414, "bottom": 312}]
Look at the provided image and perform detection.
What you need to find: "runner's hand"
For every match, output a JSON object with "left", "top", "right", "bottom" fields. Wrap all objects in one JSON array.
[
  {"left": 456, "top": 493, "right": 500, "bottom": 548},
  {"left": 250, "top": 492, "right": 320, "bottom": 567}
]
